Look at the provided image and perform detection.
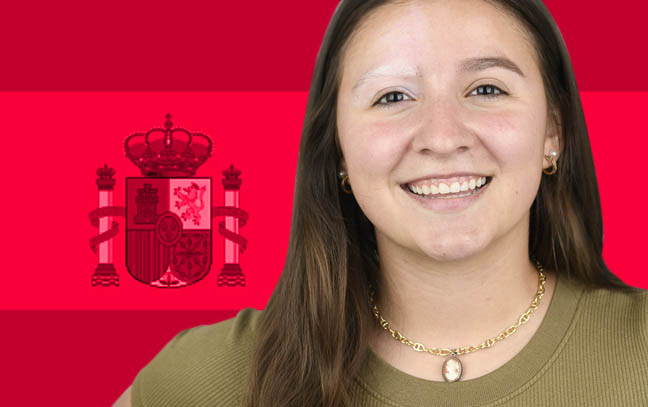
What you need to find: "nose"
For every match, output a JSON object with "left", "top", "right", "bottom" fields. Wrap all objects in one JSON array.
[{"left": 411, "top": 96, "right": 473, "bottom": 155}]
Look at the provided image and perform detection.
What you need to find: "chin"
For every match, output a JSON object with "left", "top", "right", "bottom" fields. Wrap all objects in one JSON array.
[
  {"left": 415, "top": 233, "right": 488, "bottom": 262},
  {"left": 420, "top": 248, "right": 482, "bottom": 262}
]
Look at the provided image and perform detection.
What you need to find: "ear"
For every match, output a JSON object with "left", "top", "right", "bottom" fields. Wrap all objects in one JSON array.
[
  {"left": 339, "top": 156, "right": 347, "bottom": 174},
  {"left": 543, "top": 107, "right": 562, "bottom": 169}
]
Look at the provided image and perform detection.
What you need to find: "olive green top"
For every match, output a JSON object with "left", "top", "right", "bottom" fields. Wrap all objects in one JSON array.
[{"left": 131, "top": 273, "right": 648, "bottom": 406}]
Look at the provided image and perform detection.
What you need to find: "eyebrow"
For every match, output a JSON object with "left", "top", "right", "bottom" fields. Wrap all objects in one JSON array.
[
  {"left": 351, "top": 65, "right": 422, "bottom": 94},
  {"left": 458, "top": 56, "right": 525, "bottom": 77},
  {"left": 351, "top": 56, "right": 525, "bottom": 94}
]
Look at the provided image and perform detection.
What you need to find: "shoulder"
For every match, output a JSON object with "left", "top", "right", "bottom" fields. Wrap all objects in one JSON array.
[
  {"left": 580, "top": 283, "right": 647, "bottom": 321},
  {"left": 131, "top": 307, "right": 263, "bottom": 407},
  {"left": 548, "top": 282, "right": 648, "bottom": 398},
  {"left": 577, "top": 283, "right": 647, "bottom": 350}
]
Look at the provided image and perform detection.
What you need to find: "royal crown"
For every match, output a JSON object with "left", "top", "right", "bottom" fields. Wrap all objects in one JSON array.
[{"left": 124, "top": 113, "right": 213, "bottom": 177}]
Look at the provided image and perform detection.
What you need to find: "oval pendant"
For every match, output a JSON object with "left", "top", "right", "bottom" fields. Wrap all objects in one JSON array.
[{"left": 442, "top": 352, "right": 463, "bottom": 382}]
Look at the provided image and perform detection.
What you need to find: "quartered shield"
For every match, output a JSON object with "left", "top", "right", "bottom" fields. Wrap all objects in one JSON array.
[{"left": 125, "top": 177, "right": 212, "bottom": 287}]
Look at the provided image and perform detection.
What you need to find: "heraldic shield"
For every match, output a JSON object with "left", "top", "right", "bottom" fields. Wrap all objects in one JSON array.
[{"left": 126, "top": 177, "right": 212, "bottom": 288}]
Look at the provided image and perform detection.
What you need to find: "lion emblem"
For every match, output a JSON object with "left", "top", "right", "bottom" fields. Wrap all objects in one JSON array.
[{"left": 173, "top": 182, "right": 207, "bottom": 225}]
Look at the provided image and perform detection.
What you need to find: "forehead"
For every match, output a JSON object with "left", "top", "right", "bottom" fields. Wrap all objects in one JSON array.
[{"left": 340, "top": 0, "right": 538, "bottom": 82}]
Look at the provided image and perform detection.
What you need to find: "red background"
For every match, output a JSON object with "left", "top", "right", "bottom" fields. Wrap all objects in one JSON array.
[{"left": 0, "top": 1, "right": 646, "bottom": 405}]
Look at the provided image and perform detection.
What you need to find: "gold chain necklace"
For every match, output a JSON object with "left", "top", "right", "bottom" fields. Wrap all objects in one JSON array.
[{"left": 368, "top": 259, "right": 546, "bottom": 382}]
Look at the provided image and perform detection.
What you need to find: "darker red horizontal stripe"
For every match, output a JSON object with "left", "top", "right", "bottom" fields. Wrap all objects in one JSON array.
[
  {"left": 0, "top": 0, "right": 646, "bottom": 91},
  {"left": 0, "top": 310, "right": 239, "bottom": 406}
]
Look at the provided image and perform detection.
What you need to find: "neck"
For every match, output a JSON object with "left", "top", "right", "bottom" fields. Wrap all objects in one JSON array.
[{"left": 371, "top": 222, "right": 542, "bottom": 349}]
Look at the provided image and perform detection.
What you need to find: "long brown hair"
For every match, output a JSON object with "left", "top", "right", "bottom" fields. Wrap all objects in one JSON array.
[{"left": 244, "top": 1, "right": 642, "bottom": 406}]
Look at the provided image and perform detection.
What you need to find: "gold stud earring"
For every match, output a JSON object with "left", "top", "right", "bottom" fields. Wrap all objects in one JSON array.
[{"left": 543, "top": 151, "right": 558, "bottom": 175}]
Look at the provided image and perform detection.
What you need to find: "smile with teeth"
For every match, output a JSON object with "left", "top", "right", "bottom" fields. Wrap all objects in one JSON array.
[{"left": 407, "top": 176, "right": 491, "bottom": 197}]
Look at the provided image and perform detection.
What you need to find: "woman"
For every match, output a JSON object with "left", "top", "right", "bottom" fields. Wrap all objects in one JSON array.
[{"left": 119, "top": 0, "right": 647, "bottom": 406}]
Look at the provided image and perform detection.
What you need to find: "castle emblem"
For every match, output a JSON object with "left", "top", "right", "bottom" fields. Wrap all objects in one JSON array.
[{"left": 88, "top": 114, "right": 248, "bottom": 288}]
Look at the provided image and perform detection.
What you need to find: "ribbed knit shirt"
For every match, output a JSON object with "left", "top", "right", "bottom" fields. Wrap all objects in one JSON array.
[{"left": 131, "top": 272, "right": 648, "bottom": 406}]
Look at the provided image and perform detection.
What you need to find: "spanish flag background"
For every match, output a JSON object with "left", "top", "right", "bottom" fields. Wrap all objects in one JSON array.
[{"left": 0, "top": 1, "right": 646, "bottom": 405}]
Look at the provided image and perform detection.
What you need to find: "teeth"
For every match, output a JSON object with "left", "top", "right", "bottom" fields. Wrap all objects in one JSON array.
[{"left": 408, "top": 176, "right": 489, "bottom": 196}]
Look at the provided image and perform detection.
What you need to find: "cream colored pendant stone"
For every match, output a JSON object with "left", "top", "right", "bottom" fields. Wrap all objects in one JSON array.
[{"left": 442, "top": 352, "right": 463, "bottom": 382}]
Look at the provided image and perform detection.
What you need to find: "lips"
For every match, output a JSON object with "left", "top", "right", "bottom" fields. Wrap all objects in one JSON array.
[
  {"left": 403, "top": 172, "right": 491, "bottom": 185},
  {"left": 401, "top": 176, "right": 492, "bottom": 191},
  {"left": 400, "top": 177, "right": 493, "bottom": 197},
  {"left": 401, "top": 175, "right": 491, "bottom": 211},
  {"left": 402, "top": 176, "right": 492, "bottom": 197}
]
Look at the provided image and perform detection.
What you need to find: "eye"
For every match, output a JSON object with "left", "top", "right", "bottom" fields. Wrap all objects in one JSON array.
[
  {"left": 469, "top": 84, "right": 508, "bottom": 99},
  {"left": 373, "top": 91, "right": 413, "bottom": 108}
]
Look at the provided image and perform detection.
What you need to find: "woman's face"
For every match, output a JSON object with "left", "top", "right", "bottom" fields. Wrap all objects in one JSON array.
[{"left": 336, "top": 0, "right": 560, "bottom": 262}]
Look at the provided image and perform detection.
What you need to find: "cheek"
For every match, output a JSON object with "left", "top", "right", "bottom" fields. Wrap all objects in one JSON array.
[
  {"left": 477, "top": 110, "right": 544, "bottom": 207},
  {"left": 477, "top": 109, "right": 543, "bottom": 167},
  {"left": 340, "top": 117, "right": 411, "bottom": 181}
]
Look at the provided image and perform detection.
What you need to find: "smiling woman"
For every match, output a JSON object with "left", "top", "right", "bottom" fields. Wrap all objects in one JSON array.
[{"left": 125, "top": 1, "right": 647, "bottom": 406}]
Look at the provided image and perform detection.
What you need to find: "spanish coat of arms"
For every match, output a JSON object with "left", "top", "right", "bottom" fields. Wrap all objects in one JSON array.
[{"left": 88, "top": 114, "right": 248, "bottom": 288}]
